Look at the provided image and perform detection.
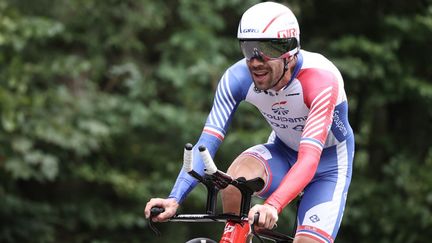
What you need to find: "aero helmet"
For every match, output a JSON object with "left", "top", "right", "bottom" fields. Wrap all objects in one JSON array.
[{"left": 237, "top": 2, "right": 300, "bottom": 58}]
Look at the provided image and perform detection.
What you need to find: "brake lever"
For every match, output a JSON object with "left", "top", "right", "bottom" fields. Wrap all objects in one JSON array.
[
  {"left": 148, "top": 207, "right": 165, "bottom": 236},
  {"left": 251, "top": 213, "right": 265, "bottom": 243}
]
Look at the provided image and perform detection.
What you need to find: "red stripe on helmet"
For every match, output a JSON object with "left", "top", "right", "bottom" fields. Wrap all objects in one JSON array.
[{"left": 262, "top": 12, "right": 285, "bottom": 33}]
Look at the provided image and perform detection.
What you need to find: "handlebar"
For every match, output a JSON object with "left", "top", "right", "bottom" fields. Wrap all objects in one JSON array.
[
  {"left": 148, "top": 143, "right": 288, "bottom": 240},
  {"left": 181, "top": 144, "right": 237, "bottom": 191},
  {"left": 198, "top": 145, "right": 217, "bottom": 174},
  {"left": 183, "top": 143, "right": 229, "bottom": 179},
  {"left": 150, "top": 207, "right": 165, "bottom": 217},
  {"left": 182, "top": 143, "right": 193, "bottom": 172}
]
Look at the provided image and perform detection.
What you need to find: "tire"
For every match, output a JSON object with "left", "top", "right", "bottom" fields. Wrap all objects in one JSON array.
[{"left": 185, "top": 237, "right": 217, "bottom": 243}]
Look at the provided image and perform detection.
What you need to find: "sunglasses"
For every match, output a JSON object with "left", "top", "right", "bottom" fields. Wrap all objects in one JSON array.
[{"left": 239, "top": 38, "right": 298, "bottom": 61}]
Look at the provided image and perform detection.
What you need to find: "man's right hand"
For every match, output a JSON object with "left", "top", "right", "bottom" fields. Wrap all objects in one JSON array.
[{"left": 144, "top": 198, "right": 179, "bottom": 222}]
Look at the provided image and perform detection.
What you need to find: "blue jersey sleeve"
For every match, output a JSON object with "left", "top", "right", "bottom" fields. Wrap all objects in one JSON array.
[{"left": 168, "top": 60, "right": 252, "bottom": 203}]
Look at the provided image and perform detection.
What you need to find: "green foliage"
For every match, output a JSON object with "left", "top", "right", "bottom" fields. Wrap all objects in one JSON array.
[{"left": 0, "top": 0, "right": 431, "bottom": 242}]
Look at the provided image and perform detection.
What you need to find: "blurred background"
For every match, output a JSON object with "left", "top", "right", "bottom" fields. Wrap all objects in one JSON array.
[{"left": 0, "top": 0, "right": 431, "bottom": 242}]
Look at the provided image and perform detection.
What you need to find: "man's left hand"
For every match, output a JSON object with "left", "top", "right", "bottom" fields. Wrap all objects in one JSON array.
[{"left": 248, "top": 203, "right": 279, "bottom": 229}]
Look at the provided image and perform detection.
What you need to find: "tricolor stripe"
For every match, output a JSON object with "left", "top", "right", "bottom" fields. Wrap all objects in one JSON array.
[
  {"left": 300, "top": 138, "right": 324, "bottom": 152},
  {"left": 296, "top": 225, "right": 334, "bottom": 243},
  {"left": 241, "top": 151, "right": 272, "bottom": 197},
  {"left": 203, "top": 127, "right": 225, "bottom": 141}
]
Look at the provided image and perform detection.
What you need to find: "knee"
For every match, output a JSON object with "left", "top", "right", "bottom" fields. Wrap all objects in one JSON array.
[{"left": 226, "top": 155, "right": 267, "bottom": 181}]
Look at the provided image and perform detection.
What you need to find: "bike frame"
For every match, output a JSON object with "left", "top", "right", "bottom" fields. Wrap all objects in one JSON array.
[{"left": 149, "top": 144, "right": 295, "bottom": 243}]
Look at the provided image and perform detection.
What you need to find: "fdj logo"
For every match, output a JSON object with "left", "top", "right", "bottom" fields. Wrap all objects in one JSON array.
[
  {"left": 309, "top": 214, "right": 320, "bottom": 223},
  {"left": 272, "top": 101, "right": 289, "bottom": 115},
  {"left": 223, "top": 225, "right": 235, "bottom": 233}
]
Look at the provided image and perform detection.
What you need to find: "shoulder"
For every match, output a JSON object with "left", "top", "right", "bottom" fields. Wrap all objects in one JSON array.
[
  {"left": 297, "top": 68, "right": 337, "bottom": 88},
  {"left": 300, "top": 50, "right": 338, "bottom": 70},
  {"left": 297, "top": 50, "right": 343, "bottom": 106},
  {"left": 219, "top": 59, "right": 253, "bottom": 101},
  {"left": 225, "top": 59, "right": 253, "bottom": 82}
]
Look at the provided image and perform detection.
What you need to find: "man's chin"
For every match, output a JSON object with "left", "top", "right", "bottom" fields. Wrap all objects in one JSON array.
[{"left": 253, "top": 82, "right": 270, "bottom": 91}]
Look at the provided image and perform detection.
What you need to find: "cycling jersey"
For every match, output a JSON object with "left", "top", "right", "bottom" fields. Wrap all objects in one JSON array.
[{"left": 169, "top": 50, "right": 354, "bottom": 212}]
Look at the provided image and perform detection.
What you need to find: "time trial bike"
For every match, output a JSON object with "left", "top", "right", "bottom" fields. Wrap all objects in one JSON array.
[{"left": 148, "top": 143, "right": 301, "bottom": 243}]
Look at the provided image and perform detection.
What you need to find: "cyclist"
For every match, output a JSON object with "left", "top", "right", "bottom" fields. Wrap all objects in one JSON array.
[{"left": 145, "top": 2, "right": 354, "bottom": 243}]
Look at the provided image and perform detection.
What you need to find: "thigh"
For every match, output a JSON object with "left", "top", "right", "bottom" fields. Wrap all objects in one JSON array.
[
  {"left": 296, "top": 140, "right": 354, "bottom": 242},
  {"left": 240, "top": 139, "right": 297, "bottom": 198},
  {"left": 295, "top": 179, "right": 346, "bottom": 243}
]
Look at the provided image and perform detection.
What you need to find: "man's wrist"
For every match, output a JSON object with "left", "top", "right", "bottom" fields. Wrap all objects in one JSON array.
[
  {"left": 167, "top": 196, "right": 180, "bottom": 205},
  {"left": 264, "top": 201, "right": 281, "bottom": 214}
]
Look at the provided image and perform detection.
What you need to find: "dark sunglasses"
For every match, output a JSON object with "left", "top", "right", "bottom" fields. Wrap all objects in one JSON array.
[{"left": 239, "top": 38, "right": 298, "bottom": 61}]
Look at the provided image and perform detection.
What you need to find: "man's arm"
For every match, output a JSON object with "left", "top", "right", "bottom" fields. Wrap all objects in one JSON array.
[
  {"left": 168, "top": 133, "right": 222, "bottom": 203},
  {"left": 168, "top": 65, "right": 248, "bottom": 203},
  {"left": 265, "top": 69, "right": 339, "bottom": 213}
]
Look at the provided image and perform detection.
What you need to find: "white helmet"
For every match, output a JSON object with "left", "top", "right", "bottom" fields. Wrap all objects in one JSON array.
[{"left": 237, "top": 2, "right": 300, "bottom": 52}]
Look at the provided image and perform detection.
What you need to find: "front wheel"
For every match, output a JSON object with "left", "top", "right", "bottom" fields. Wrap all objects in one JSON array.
[{"left": 186, "top": 237, "right": 217, "bottom": 243}]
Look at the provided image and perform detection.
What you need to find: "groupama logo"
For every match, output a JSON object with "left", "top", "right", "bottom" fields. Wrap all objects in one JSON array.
[{"left": 271, "top": 101, "right": 289, "bottom": 115}]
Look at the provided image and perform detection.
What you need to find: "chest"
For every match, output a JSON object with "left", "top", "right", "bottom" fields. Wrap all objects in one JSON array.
[{"left": 245, "top": 79, "right": 310, "bottom": 122}]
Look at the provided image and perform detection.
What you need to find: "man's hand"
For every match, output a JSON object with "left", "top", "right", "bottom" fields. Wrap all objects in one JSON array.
[
  {"left": 144, "top": 198, "right": 179, "bottom": 222},
  {"left": 248, "top": 204, "right": 279, "bottom": 229}
]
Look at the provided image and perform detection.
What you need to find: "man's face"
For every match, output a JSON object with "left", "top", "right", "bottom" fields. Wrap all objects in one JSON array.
[{"left": 246, "top": 57, "right": 286, "bottom": 91}]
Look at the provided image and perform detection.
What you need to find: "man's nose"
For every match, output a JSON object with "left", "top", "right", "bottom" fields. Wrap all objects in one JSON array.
[{"left": 248, "top": 57, "right": 265, "bottom": 66}]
